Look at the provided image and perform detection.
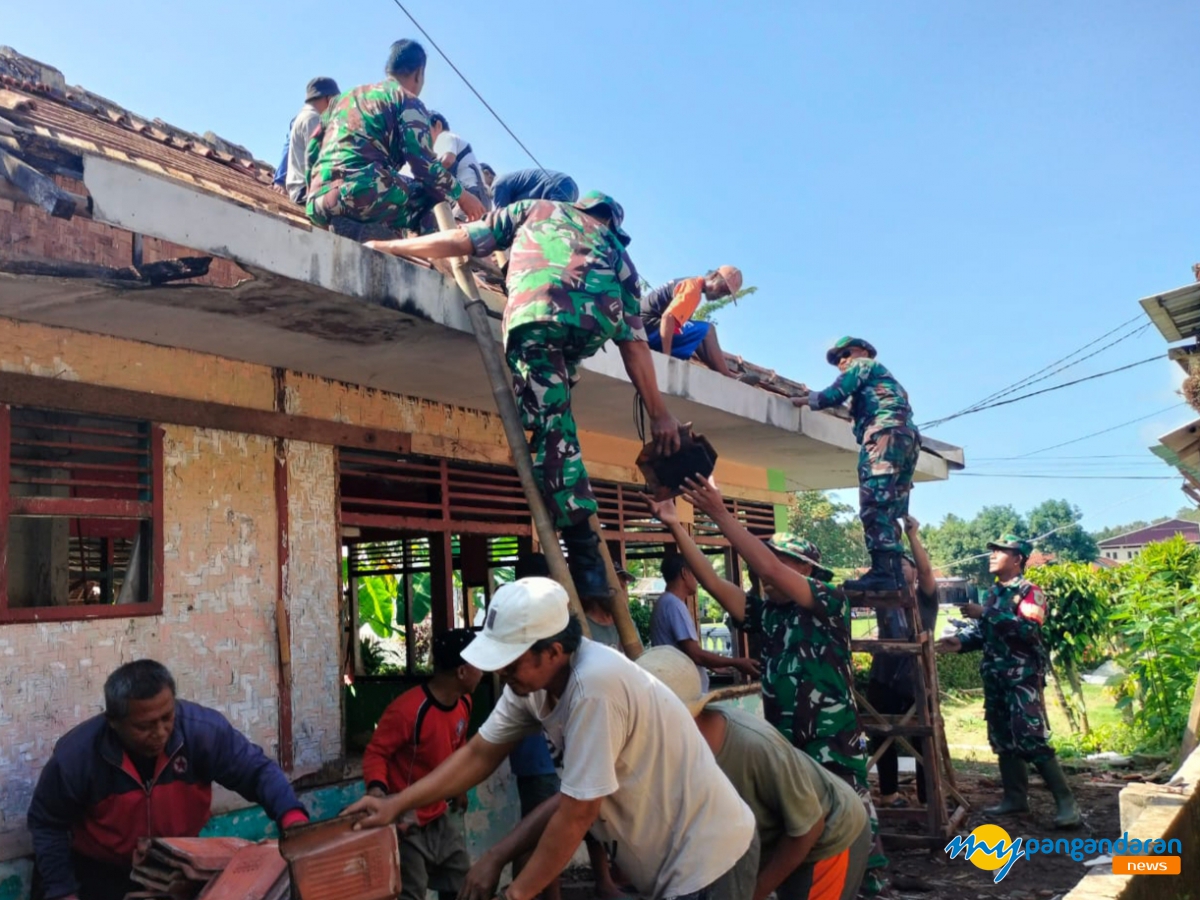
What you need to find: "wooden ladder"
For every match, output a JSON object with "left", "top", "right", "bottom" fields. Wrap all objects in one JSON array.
[{"left": 843, "top": 585, "right": 970, "bottom": 849}]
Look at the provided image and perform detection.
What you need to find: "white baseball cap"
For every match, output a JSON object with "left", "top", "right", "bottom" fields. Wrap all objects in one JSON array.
[{"left": 462, "top": 577, "right": 571, "bottom": 671}]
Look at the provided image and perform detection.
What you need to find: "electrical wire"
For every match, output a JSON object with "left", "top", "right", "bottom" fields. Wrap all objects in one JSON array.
[
  {"left": 919, "top": 353, "right": 1168, "bottom": 429},
  {"left": 956, "top": 473, "right": 1178, "bottom": 480},
  {"left": 389, "top": 0, "right": 548, "bottom": 173},
  {"left": 972, "top": 402, "right": 1189, "bottom": 460},
  {"left": 929, "top": 313, "right": 1149, "bottom": 424}
]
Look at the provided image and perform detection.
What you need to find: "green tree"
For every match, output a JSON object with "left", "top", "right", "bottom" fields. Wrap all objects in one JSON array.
[
  {"left": 1028, "top": 561, "right": 1112, "bottom": 734},
  {"left": 693, "top": 286, "right": 758, "bottom": 324},
  {"left": 787, "top": 491, "right": 868, "bottom": 570},
  {"left": 1109, "top": 535, "right": 1200, "bottom": 752},
  {"left": 1028, "top": 499, "right": 1098, "bottom": 562},
  {"left": 1091, "top": 518, "right": 1159, "bottom": 542},
  {"left": 922, "top": 513, "right": 990, "bottom": 582}
]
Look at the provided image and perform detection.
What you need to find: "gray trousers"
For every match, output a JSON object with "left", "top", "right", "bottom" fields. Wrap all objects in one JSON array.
[{"left": 399, "top": 810, "right": 471, "bottom": 900}]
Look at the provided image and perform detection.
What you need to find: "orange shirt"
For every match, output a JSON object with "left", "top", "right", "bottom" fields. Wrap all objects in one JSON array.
[{"left": 662, "top": 277, "right": 704, "bottom": 332}]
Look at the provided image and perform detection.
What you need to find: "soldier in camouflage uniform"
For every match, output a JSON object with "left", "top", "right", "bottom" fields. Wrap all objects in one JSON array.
[
  {"left": 304, "top": 40, "right": 485, "bottom": 234},
  {"left": 646, "top": 488, "right": 890, "bottom": 895},
  {"left": 363, "top": 192, "right": 682, "bottom": 597},
  {"left": 796, "top": 337, "right": 919, "bottom": 592},
  {"left": 937, "top": 534, "right": 1081, "bottom": 829}
]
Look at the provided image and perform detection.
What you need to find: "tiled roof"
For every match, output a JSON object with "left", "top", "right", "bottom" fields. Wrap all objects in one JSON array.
[
  {"left": 0, "top": 47, "right": 307, "bottom": 226},
  {"left": 0, "top": 47, "right": 815, "bottom": 399}
]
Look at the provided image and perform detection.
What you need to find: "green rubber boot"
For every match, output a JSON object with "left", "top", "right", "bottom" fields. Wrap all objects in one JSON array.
[
  {"left": 983, "top": 754, "right": 1029, "bottom": 815},
  {"left": 1036, "top": 757, "right": 1082, "bottom": 829}
]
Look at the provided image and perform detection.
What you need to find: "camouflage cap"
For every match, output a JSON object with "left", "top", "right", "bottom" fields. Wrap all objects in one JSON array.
[
  {"left": 575, "top": 191, "right": 631, "bottom": 246},
  {"left": 987, "top": 533, "right": 1033, "bottom": 558},
  {"left": 766, "top": 533, "right": 834, "bottom": 583},
  {"left": 825, "top": 336, "right": 878, "bottom": 366}
]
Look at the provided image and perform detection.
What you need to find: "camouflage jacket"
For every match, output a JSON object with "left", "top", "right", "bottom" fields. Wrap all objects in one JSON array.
[
  {"left": 306, "top": 79, "right": 462, "bottom": 203},
  {"left": 958, "top": 577, "right": 1048, "bottom": 678},
  {"left": 809, "top": 358, "right": 913, "bottom": 444},
  {"left": 741, "top": 582, "right": 859, "bottom": 750},
  {"left": 465, "top": 200, "right": 647, "bottom": 352}
]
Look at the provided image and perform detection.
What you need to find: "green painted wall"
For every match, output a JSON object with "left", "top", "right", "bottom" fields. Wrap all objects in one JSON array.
[{"left": 767, "top": 468, "right": 790, "bottom": 532}]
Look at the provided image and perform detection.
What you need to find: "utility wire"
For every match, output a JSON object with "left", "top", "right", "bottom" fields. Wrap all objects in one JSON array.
[
  {"left": 947, "top": 323, "right": 1152, "bottom": 416},
  {"left": 931, "top": 313, "right": 1148, "bottom": 424},
  {"left": 920, "top": 353, "right": 1168, "bottom": 429},
  {"left": 976, "top": 402, "right": 1189, "bottom": 460},
  {"left": 957, "top": 473, "right": 1178, "bottom": 481},
  {"left": 389, "top": 0, "right": 548, "bottom": 173}
]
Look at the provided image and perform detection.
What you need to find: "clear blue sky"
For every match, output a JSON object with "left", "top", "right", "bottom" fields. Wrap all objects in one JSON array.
[{"left": 7, "top": 0, "right": 1199, "bottom": 532}]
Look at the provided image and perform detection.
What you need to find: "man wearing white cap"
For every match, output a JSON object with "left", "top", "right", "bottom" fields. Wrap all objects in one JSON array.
[
  {"left": 637, "top": 647, "right": 871, "bottom": 900},
  {"left": 345, "top": 577, "right": 758, "bottom": 900}
]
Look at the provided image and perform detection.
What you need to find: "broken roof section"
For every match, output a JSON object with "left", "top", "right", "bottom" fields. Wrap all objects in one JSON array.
[{"left": 0, "top": 47, "right": 963, "bottom": 489}]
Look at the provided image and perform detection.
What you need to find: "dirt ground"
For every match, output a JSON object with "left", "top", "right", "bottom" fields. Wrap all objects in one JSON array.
[
  {"left": 886, "top": 761, "right": 1126, "bottom": 900},
  {"left": 558, "top": 761, "right": 1128, "bottom": 900}
]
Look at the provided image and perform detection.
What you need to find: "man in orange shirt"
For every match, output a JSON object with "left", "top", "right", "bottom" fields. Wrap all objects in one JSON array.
[
  {"left": 641, "top": 267, "right": 744, "bottom": 377},
  {"left": 364, "top": 628, "right": 481, "bottom": 900}
]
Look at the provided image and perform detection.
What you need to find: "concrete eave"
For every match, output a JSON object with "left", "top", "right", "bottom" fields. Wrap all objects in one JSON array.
[{"left": 0, "top": 155, "right": 961, "bottom": 489}]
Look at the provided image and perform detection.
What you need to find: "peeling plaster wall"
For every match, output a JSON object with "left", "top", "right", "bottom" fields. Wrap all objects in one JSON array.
[
  {"left": 0, "top": 426, "right": 282, "bottom": 840},
  {"left": 283, "top": 440, "right": 342, "bottom": 768}
]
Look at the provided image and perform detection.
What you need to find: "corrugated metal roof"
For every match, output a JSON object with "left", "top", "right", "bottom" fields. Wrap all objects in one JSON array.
[{"left": 1139, "top": 281, "right": 1200, "bottom": 343}]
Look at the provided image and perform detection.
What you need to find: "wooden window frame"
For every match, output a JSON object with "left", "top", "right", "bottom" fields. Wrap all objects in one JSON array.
[{"left": 0, "top": 405, "right": 164, "bottom": 623}]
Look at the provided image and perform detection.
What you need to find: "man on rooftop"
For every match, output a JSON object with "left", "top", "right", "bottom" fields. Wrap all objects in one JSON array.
[
  {"left": 305, "top": 39, "right": 485, "bottom": 234},
  {"left": 490, "top": 168, "right": 580, "bottom": 207},
  {"left": 641, "top": 269, "right": 745, "bottom": 378},
  {"left": 363, "top": 192, "right": 682, "bottom": 597}
]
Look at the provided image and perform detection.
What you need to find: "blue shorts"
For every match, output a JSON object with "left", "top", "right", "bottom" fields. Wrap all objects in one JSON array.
[{"left": 647, "top": 320, "right": 711, "bottom": 360}]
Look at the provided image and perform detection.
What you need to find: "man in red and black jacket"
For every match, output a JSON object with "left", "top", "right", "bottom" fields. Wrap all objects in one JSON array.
[
  {"left": 364, "top": 628, "right": 480, "bottom": 900},
  {"left": 27, "top": 659, "right": 308, "bottom": 900}
]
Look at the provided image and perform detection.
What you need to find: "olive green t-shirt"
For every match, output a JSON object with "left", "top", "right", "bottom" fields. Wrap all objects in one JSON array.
[{"left": 712, "top": 707, "right": 867, "bottom": 860}]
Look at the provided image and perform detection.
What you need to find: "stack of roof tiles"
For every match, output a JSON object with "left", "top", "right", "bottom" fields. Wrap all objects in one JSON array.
[{"left": 128, "top": 837, "right": 287, "bottom": 900}]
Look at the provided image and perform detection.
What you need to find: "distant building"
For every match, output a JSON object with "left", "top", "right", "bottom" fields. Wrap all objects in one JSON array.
[{"left": 1096, "top": 518, "right": 1200, "bottom": 563}]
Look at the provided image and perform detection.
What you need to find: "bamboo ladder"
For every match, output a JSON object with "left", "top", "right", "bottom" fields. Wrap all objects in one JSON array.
[
  {"left": 844, "top": 583, "right": 970, "bottom": 849},
  {"left": 430, "top": 203, "right": 644, "bottom": 659}
]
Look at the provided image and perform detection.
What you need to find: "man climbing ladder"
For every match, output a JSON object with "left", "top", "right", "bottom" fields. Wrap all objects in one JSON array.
[{"left": 366, "top": 192, "right": 682, "bottom": 596}]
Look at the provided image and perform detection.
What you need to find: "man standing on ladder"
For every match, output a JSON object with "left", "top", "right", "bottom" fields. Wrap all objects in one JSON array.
[{"left": 365, "top": 191, "right": 682, "bottom": 597}]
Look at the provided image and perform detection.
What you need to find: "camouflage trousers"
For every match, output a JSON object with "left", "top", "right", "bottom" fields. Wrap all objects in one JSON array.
[
  {"left": 506, "top": 323, "right": 598, "bottom": 529},
  {"left": 307, "top": 170, "right": 438, "bottom": 232},
  {"left": 982, "top": 669, "right": 1054, "bottom": 763},
  {"left": 857, "top": 426, "right": 920, "bottom": 554}
]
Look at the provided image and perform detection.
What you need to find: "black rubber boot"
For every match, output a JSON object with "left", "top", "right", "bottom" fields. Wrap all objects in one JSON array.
[
  {"left": 560, "top": 520, "right": 611, "bottom": 601},
  {"left": 983, "top": 753, "right": 1029, "bottom": 815},
  {"left": 843, "top": 551, "right": 903, "bottom": 592},
  {"left": 1035, "top": 757, "right": 1082, "bottom": 829}
]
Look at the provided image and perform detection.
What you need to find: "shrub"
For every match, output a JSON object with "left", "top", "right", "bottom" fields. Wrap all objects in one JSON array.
[{"left": 937, "top": 651, "right": 982, "bottom": 692}]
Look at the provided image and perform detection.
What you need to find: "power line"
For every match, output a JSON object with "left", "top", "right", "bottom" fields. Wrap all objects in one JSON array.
[
  {"left": 952, "top": 323, "right": 1152, "bottom": 414},
  {"left": 389, "top": 0, "right": 547, "bottom": 173},
  {"left": 978, "top": 402, "right": 1189, "bottom": 459},
  {"left": 957, "top": 473, "right": 1177, "bottom": 480},
  {"left": 920, "top": 353, "right": 1168, "bottom": 429},
  {"left": 930, "top": 313, "right": 1148, "bottom": 424}
]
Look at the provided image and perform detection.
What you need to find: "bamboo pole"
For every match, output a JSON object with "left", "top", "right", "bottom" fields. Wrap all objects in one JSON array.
[
  {"left": 431, "top": 203, "right": 590, "bottom": 635},
  {"left": 590, "top": 517, "right": 644, "bottom": 659}
]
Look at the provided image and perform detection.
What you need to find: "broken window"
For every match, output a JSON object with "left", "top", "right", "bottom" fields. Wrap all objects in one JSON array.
[{"left": 0, "top": 406, "right": 163, "bottom": 622}]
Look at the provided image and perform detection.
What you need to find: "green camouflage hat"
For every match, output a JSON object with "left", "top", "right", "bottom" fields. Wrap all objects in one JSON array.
[
  {"left": 987, "top": 533, "right": 1033, "bottom": 558},
  {"left": 767, "top": 533, "right": 834, "bottom": 582},
  {"left": 574, "top": 191, "right": 631, "bottom": 246},
  {"left": 825, "top": 336, "right": 878, "bottom": 366}
]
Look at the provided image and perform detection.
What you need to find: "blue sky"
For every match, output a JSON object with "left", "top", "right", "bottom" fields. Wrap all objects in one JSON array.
[{"left": 6, "top": 0, "right": 1199, "bottom": 531}]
